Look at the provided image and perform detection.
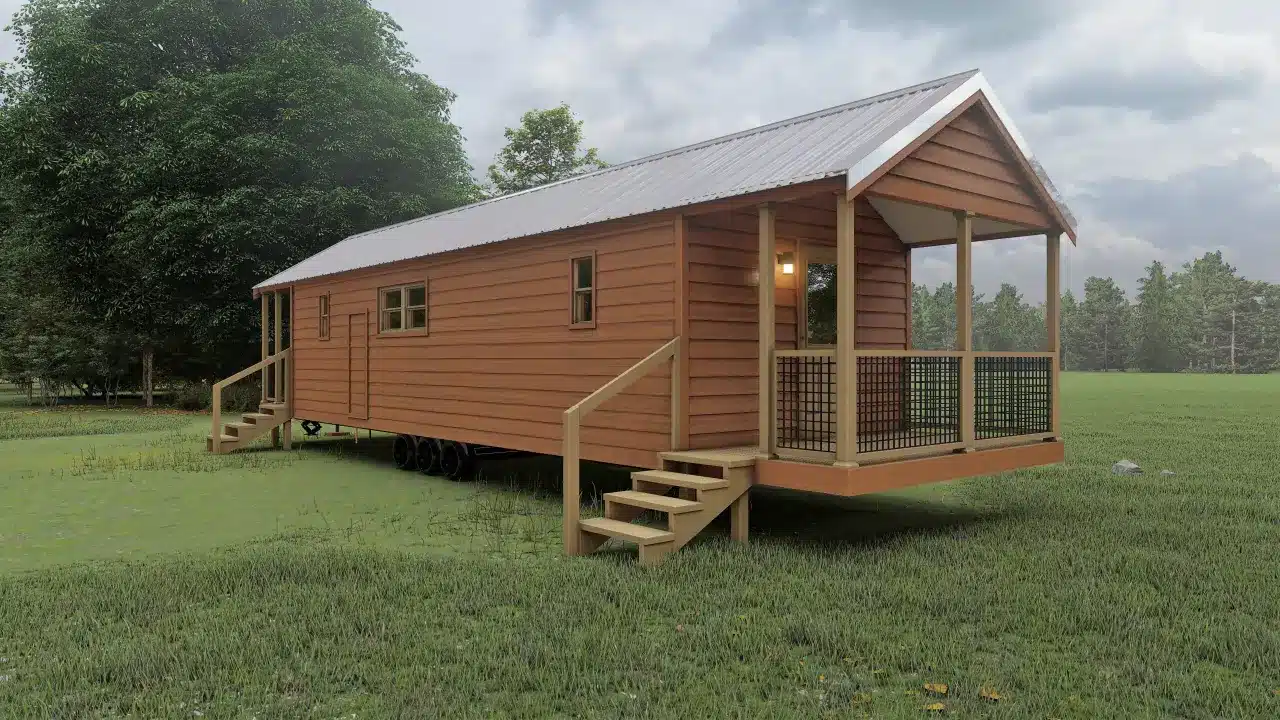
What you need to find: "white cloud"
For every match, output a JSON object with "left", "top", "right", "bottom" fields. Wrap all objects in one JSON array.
[{"left": 2, "top": 0, "right": 1278, "bottom": 295}]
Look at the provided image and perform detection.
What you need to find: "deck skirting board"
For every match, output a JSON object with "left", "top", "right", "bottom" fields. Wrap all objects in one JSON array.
[{"left": 756, "top": 440, "right": 1063, "bottom": 496}]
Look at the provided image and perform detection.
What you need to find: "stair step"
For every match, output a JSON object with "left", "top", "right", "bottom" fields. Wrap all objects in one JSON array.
[
  {"left": 604, "top": 490, "right": 702, "bottom": 514},
  {"left": 260, "top": 402, "right": 287, "bottom": 412},
  {"left": 241, "top": 413, "right": 275, "bottom": 424},
  {"left": 579, "top": 518, "right": 674, "bottom": 545},
  {"left": 632, "top": 469, "right": 728, "bottom": 491},
  {"left": 226, "top": 422, "right": 257, "bottom": 432},
  {"left": 207, "top": 434, "right": 239, "bottom": 443},
  {"left": 660, "top": 447, "right": 757, "bottom": 468}
]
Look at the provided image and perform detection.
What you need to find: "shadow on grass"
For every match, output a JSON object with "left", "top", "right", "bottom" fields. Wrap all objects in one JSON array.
[
  {"left": 286, "top": 434, "right": 1007, "bottom": 556},
  {"left": 742, "top": 487, "right": 1005, "bottom": 550}
]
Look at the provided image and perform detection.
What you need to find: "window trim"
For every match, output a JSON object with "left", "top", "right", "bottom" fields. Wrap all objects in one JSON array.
[
  {"left": 318, "top": 293, "right": 331, "bottom": 340},
  {"left": 569, "top": 252, "right": 597, "bottom": 329},
  {"left": 378, "top": 281, "right": 428, "bottom": 335}
]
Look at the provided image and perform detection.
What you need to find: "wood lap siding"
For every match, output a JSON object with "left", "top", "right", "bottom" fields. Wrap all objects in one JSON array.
[
  {"left": 289, "top": 219, "right": 677, "bottom": 469},
  {"left": 868, "top": 106, "right": 1053, "bottom": 229},
  {"left": 685, "top": 194, "right": 910, "bottom": 450}
]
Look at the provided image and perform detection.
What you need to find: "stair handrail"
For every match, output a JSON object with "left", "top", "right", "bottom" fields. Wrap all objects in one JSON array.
[
  {"left": 212, "top": 348, "right": 291, "bottom": 454},
  {"left": 562, "top": 336, "right": 681, "bottom": 556}
]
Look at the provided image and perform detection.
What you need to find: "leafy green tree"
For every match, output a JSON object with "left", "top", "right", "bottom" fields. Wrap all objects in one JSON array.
[
  {"left": 487, "top": 103, "right": 608, "bottom": 195},
  {"left": 1, "top": 0, "right": 478, "bottom": 403}
]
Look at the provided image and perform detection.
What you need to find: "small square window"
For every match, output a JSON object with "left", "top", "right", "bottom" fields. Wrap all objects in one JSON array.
[
  {"left": 570, "top": 254, "right": 595, "bottom": 328},
  {"left": 380, "top": 283, "right": 427, "bottom": 333}
]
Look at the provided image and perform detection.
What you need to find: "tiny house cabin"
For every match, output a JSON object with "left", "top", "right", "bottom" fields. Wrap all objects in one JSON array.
[{"left": 211, "top": 70, "right": 1075, "bottom": 565}]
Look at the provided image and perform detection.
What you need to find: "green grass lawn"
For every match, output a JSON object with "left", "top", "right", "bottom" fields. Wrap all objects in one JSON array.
[{"left": 1, "top": 373, "right": 1278, "bottom": 718}]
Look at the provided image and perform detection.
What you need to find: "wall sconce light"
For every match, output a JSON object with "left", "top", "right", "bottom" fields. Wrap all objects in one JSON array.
[{"left": 777, "top": 251, "right": 795, "bottom": 275}]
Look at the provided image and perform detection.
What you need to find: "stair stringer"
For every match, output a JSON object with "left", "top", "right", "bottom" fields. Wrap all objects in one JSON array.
[
  {"left": 579, "top": 459, "right": 753, "bottom": 565},
  {"left": 206, "top": 402, "right": 292, "bottom": 453}
]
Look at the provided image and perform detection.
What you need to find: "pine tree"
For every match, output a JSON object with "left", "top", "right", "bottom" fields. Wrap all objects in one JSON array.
[{"left": 1133, "top": 261, "right": 1183, "bottom": 371}]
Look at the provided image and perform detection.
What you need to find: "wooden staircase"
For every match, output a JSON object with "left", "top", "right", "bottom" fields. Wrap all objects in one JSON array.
[
  {"left": 578, "top": 447, "right": 756, "bottom": 565},
  {"left": 207, "top": 401, "right": 291, "bottom": 453}
]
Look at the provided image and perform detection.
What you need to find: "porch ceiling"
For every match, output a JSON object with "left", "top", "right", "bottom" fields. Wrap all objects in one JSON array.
[{"left": 867, "top": 195, "right": 1032, "bottom": 245}]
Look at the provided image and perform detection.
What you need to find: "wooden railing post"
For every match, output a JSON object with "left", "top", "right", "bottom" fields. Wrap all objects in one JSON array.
[
  {"left": 955, "top": 211, "right": 975, "bottom": 450},
  {"left": 757, "top": 203, "right": 776, "bottom": 458},
  {"left": 563, "top": 410, "right": 581, "bottom": 556},
  {"left": 211, "top": 386, "right": 221, "bottom": 453},
  {"left": 260, "top": 293, "right": 269, "bottom": 402},
  {"left": 835, "top": 194, "right": 858, "bottom": 465},
  {"left": 1046, "top": 232, "right": 1062, "bottom": 438},
  {"left": 670, "top": 341, "right": 684, "bottom": 451},
  {"left": 273, "top": 292, "right": 284, "bottom": 402}
]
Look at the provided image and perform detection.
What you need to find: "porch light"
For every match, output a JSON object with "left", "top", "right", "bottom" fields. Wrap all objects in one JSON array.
[{"left": 777, "top": 251, "right": 795, "bottom": 275}]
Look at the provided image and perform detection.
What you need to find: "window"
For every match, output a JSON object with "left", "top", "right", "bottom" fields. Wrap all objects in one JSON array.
[
  {"left": 318, "top": 294, "right": 331, "bottom": 340},
  {"left": 380, "top": 282, "right": 427, "bottom": 333},
  {"left": 570, "top": 254, "right": 595, "bottom": 327}
]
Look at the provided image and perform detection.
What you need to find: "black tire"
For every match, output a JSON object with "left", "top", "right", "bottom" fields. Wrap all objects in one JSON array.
[
  {"left": 440, "top": 442, "right": 474, "bottom": 482},
  {"left": 416, "top": 437, "right": 442, "bottom": 476},
  {"left": 392, "top": 434, "right": 417, "bottom": 470}
]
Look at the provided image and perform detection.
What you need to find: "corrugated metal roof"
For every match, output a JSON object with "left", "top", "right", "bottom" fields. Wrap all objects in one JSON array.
[{"left": 257, "top": 69, "right": 1072, "bottom": 289}]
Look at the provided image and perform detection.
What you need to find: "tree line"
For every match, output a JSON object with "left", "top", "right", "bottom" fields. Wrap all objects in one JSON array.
[
  {"left": 0, "top": 0, "right": 603, "bottom": 405},
  {"left": 911, "top": 251, "right": 1280, "bottom": 373}
]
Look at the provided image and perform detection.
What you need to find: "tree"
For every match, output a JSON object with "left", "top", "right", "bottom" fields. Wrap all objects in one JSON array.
[
  {"left": 1171, "top": 252, "right": 1240, "bottom": 372},
  {"left": 974, "top": 283, "right": 1042, "bottom": 351},
  {"left": 1059, "top": 290, "right": 1083, "bottom": 369},
  {"left": 487, "top": 103, "right": 607, "bottom": 195},
  {"left": 1075, "top": 277, "right": 1131, "bottom": 371},
  {"left": 1132, "top": 261, "right": 1184, "bottom": 371},
  {"left": 911, "top": 282, "right": 957, "bottom": 350},
  {"left": 0, "top": 0, "right": 479, "bottom": 403}
]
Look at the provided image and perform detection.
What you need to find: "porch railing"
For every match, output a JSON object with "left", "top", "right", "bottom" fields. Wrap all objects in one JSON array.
[
  {"left": 771, "top": 349, "right": 1056, "bottom": 463},
  {"left": 973, "top": 352, "right": 1054, "bottom": 442}
]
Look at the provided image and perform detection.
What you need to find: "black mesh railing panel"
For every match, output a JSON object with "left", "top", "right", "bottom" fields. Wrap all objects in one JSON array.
[
  {"left": 974, "top": 356, "right": 1052, "bottom": 439},
  {"left": 857, "top": 355, "right": 961, "bottom": 454},
  {"left": 774, "top": 354, "right": 835, "bottom": 454}
]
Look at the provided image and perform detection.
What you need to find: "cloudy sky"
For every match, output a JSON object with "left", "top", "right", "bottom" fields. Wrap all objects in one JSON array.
[{"left": 3, "top": 0, "right": 1278, "bottom": 300}]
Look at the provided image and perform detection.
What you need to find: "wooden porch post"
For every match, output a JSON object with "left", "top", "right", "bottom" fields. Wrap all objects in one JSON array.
[
  {"left": 757, "top": 203, "right": 776, "bottom": 457},
  {"left": 260, "top": 293, "right": 269, "bottom": 403},
  {"left": 835, "top": 195, "right": 858, "bottom": 465},
  {"left": 1046, "top": 232, "right": 1062, "bottom": 438},
  {"left": 272, "top": 291, "right": 284, "bottom": 448},
  {"left": 955, "top": 211, "right": 974, "bottom": 450}
]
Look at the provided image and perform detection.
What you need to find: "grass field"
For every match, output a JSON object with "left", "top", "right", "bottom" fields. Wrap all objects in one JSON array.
[{"left": 1, "top": 374, "right": 1278, "bottom": 718}]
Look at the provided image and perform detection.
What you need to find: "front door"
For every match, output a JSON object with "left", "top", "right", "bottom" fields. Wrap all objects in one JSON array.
[
  {"left": 347, "top": 311, "right": 369, "bottom": 420},
  {"left": 803, "top": 243, "right": 838, "bottom": 347}
]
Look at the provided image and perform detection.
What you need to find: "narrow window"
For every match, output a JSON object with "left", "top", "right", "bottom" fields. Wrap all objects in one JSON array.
[
  {"left": 570, "top": 254, "right": 595, "bottom": 327},
  {"left": 318, "top": 294, "right": 330, "bottom": 340},
  {"left": 380, "top": 283, "right": 427, "bottom": 333}
]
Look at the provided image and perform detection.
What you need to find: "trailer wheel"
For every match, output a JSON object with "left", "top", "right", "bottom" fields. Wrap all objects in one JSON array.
[
  {"left": 439, "top": 441, "right": 474, "bottom": 482},
  {"left": 392, "top": 434, "right": 417, "bottom": 470},
  {"left": 416, "top": 437, "right": 442, "bottom": 476}
]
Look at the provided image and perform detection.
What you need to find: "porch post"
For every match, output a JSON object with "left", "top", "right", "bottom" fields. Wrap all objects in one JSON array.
[
  {"left": 1046, "top": 232, "right": 1062, "bottom": 438},
  {"left": 260, "top": 293, "right": 269, "bottom": 403},
  {"left": 273, "top": 291, "right": 284, "bottom": 400},
  {"left": 955, "top": 211, "right": 974, "bottom": 450},
  {"left": 757, "top": 203, "right": 776, "bottom": 457},
  {"left": 835, "top": 194, "right": 857, "bottom": 465},
  {"left": 272, "top": 291, "right": 284, "bottom": 448}
]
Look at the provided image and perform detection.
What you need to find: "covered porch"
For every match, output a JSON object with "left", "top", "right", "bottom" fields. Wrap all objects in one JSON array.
[{"left": 752, "top": 93, "right": 1074, "bottom": 487}]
